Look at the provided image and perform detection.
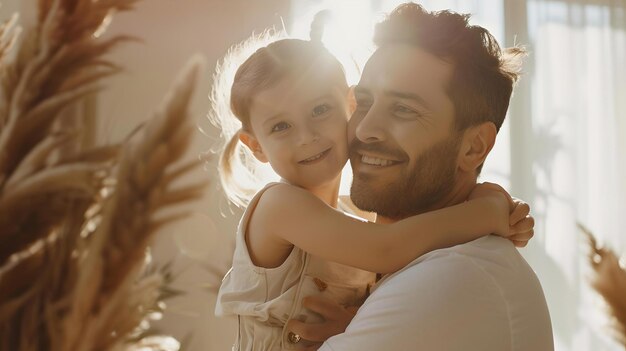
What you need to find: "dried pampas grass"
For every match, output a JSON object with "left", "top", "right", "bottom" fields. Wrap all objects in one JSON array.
[
  {"left": 0, "top": 1, "right": 206, "bottom": 350},
  {"left": 0, "top": 11, "right": 18, "bottom": 68},
  {"left": 580, "top": 222, "right": 626, "bottom": 346}
]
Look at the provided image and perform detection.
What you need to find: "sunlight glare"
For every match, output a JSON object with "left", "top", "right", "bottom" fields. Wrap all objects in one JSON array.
[{"left": 290, "top": 2, "right": 377, "bottom": 85}]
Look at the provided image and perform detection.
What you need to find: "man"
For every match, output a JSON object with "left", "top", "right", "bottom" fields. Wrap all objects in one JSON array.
[{"left": 288, "top": 3, "right": 553, "bottom": 350}]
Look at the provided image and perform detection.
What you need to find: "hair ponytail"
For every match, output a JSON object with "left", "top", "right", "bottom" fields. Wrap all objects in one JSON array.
[
  {"left": 208, "top": 31, "right": 283, "bottom": 208},
  {"left": 309, "top": 10, "right": 332, "bottom": 44},
  {"left": 217, "top": 129, "right": 260, "bottom": 208}
]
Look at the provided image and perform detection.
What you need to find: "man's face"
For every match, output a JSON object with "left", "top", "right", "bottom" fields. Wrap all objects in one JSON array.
[{"left": 349, "top": 44, "right": 461, "bottom": 219}]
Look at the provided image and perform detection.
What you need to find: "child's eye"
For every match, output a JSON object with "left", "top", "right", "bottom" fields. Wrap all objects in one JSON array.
[
  {"left": 271, "top": 122, "right": 290, "bottom": 133},
  {"left": 312, "top": 103, "right": 331, "bottom": 117}
]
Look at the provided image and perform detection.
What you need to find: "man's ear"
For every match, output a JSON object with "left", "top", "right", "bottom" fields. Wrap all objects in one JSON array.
[
  {"left": 239, "top": 130, "right": 269, "bottom": 163},
  {"left": 458, "top": 122, "right": 497, "bottom": 172},
  {"left": 347, "top": 85, "right": 357, "bottom": 116}
]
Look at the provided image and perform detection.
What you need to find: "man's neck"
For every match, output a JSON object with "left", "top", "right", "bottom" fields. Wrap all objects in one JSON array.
[{"left": 375, "top": 176, "right": 477, "bottom": 224}]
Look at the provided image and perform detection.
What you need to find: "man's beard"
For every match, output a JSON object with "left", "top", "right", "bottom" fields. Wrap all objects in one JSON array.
[{"left": 349, "top": 136, "right": 460, "bottom": 220}]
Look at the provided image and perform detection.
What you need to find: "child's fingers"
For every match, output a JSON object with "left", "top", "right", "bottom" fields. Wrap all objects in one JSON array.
[
  {"left": 509, "top": 201, "right": 530, "bottom": 224},
  {"left": 510, "top": 229, "right": 534, "bottom": 242},
  {"left": 512, "top": 239, "right": 529, "bottom": 248},
  {"left": 510, "top": 215, "right": 535, "bottom": 235},
  {"left": 508, "top": 225, "right": 533, "bottom": 248}
]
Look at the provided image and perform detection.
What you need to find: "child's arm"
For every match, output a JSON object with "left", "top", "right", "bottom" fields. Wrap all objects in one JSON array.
[
  {"left": 254, "top": 183, "right": 515, "bottom": 274},
  {"left": 468, "top": 182, "right": 535, "bottom": 248}
]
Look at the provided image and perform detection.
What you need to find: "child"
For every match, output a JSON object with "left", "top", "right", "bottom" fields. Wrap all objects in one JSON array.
[{"left": 213, "top": 38, "right": 532, "bottom": 350}]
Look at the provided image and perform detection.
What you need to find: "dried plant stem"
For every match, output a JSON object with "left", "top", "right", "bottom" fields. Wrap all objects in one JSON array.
[
  {"left": 0, "top": 1, "right": 206, "bottom": 350},
  {"left": 580, "top": 222, "right": 626, "bottom": 346}
]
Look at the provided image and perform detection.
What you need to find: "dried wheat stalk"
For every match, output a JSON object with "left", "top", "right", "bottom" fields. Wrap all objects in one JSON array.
[
  {"left": 65, "top": 57, "right": 207, "bottom": 351},
  {"left": 0, "top": 3, "right": 137, "bottom": 344},
  {"left": 0, "top": 0, "right": 206, "bottom": 350},
  {"left": 0, "top": 0, "right": 138, "bottom": 264},
  {"left": 580, "top": 222, "right": 626, "bottom": 346},
  {"left": 0, "top": 10, "right": 19, "bottom": 70}
]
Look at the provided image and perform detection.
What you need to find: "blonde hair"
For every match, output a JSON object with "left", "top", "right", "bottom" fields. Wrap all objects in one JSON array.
[
  {"left": 208, "top": 31, "right": 280, "bottom": 208},
  {"left": 209, "top": 32, "right": 348, "bottom": 207}
]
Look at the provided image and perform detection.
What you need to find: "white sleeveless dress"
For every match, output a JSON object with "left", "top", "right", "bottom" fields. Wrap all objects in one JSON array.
[{"left": 215, "top": 183, "right": 376, "bottom": 350}]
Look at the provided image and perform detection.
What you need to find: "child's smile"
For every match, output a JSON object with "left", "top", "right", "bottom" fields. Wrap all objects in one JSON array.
[
  {"left": 298, "top": 147, "right": 332, "bottom": 165},
  {"left": 243, "top": 72, "right": 351, "bottom": 191}
]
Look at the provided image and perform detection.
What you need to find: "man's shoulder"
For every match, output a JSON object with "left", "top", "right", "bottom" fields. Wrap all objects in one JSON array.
[
  {"left": 374, "top": 235, "right": 539, "bottom": 295},
  {"left": 323, "top": 238, "right": 554, "bottom": 351},
  {"left": 392, "top": 235, "right": 515, "bottom": 269}
]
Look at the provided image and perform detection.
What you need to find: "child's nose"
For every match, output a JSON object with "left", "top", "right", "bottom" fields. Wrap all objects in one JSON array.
[{"left": 298, "top": 128, "right": 320, "bottom": 146}]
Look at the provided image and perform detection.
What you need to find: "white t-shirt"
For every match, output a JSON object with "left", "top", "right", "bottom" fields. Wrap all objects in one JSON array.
[{"left": 320, "top": 235, "right": 554, "bottom": 351}]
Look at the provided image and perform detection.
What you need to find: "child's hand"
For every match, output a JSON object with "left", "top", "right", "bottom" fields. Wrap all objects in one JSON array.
[
  {"left": 468, "top": 182, "right": 512, "bottom": 238},
  {"left": 507, "top": 199, "right": 534, "bottom": 247},
  {"left": 469, "top": 182, "right": 535, "bottom": 247}
]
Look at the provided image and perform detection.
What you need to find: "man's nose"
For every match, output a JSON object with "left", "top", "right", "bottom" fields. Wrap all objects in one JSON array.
[{"left": 355, "top": 106, "right": 386, "bottom": 143}]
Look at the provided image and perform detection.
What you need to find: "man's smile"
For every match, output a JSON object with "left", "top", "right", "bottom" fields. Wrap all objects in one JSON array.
[
  {"left": 352, "top": 150, "right": 405, "bottom": 173},
  {"left": 359, "top": 153, "right": 403, "bottom": 167},
  {"left": 348, "top": 139, "right": 408, "bottom": 170}
]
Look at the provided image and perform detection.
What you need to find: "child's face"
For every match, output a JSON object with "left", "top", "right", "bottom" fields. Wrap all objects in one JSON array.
[{"left": 243, "top": 73, "right": 350, "bottom": 190}]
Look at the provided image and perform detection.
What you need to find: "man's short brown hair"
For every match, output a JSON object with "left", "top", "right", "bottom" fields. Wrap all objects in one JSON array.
[{"left": 374, "top": 3, "right": 526, "bottom": 133}]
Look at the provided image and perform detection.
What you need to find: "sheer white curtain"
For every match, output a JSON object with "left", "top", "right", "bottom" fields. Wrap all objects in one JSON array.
[
  {"left": 289, "top": 1, "right": 626, "bottom": 350},
  {"left": 517, "top": 1, "right": 626, "bottom": 350}
]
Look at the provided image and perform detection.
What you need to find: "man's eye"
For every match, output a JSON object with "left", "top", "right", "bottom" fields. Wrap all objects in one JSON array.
[
  {"left": 395, "top": 105, "right": 413, "bottom": 113},
  {"left": 312, "top": 103, "right": 331, "bottom": 116},
  {"left": 271, "top": 122, "right": 290, "bottom": 133},
  {"left": 394, "top": 105, "right": 421, "bottom": 118}
]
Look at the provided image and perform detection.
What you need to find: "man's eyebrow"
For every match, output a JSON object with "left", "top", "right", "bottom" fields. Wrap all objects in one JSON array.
[{"left": 384, "top": 90, "right": 430, "bottom": 109}]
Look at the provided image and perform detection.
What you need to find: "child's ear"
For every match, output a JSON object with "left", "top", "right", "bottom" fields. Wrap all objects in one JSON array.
[
  {"left": 239, "top": 130, "right": 269, "bottom": 163},
  {"left": 347, "top": 85, "right": 357, "bottom": 116},
  {"left": 458, "top": 122, "right": 497, "bottom": 172}
]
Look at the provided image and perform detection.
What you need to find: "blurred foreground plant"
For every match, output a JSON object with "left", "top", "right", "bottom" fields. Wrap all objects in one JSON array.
[
  {"left": 0, "top": 1, "right": 206, "bottom": 350},
  {"left": 580, "top": 222, "right": 626, "bottom": 347}
]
